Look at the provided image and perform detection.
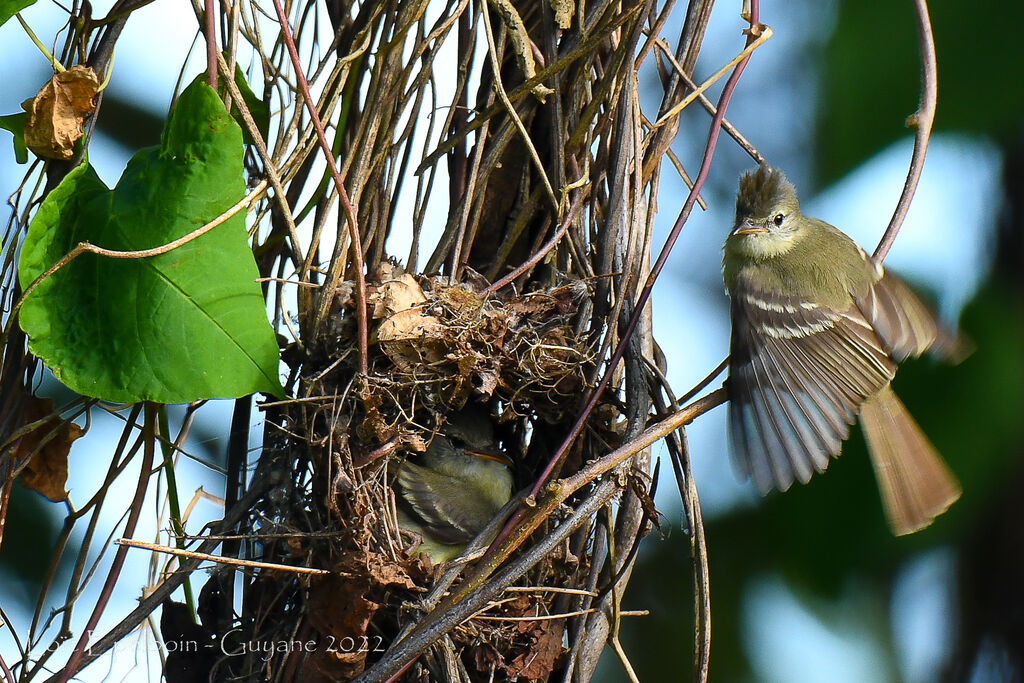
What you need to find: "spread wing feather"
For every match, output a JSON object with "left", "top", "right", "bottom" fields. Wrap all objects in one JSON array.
[
  {"left": 728, "top": 282, "right": 896, "bottom": 492},
  {"left": 857, "top": 270, "right": 954, "bottom": 360}
]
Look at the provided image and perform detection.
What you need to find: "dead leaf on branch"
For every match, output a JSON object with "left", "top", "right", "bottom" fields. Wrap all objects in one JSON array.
[
  {"left": 303, "top": 573, "right": 381, "bottom": 681},
  {"left": 13, "top": 395, "right": 82, "bottom": 502},
  {"left": 22, "top": 66, "right": 99, "bottom": 161},
  {"left": 471, "top": 596, "right": 566, "bottom": 679}
]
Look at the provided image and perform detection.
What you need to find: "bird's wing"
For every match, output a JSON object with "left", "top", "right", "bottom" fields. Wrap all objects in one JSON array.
[
  {"left": 396, "top": 462, "right": 503, "bottom": 545},
  {"left": 728, "top": 283, "right": 896, "bottom": 493},
  {"left": 856, "top": 269, "right": 963, "bottom": 361}
]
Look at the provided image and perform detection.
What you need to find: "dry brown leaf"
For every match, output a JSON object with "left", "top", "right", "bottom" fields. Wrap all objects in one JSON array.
[
  {"left": 375, "top": 261, "right": 404, "bottom": 282},
  {"left": 304, "top": 574, "right": 380, "bottom": 680},
  {"left": 365, "top": 551, "right": 418, "bottom": 590},
  {"left": 376, "top": 306, "right": 442, "bottom": 341},
  {"left": 14, "top": 395, "right": 82, "bottom": 502},
  {"left": 438, "top": 284, "right": 484, "bottom": 313},
  {"left": 475, "top": 366, "right": 499, "bottom": 397},
  {"left": 473, "top": 643, "right": 504, "bottom": 676},
  {"left": 371, "top": 274, "right": 427, "bottom": 319},
  {"left": 22, "top": 66, "right": 99, "bottom": 161},
  {"left": 508, "top": 619, "right": 565, "bottom": 679}
]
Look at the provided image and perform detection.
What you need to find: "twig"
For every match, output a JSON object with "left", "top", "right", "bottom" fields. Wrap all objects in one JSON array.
[
  {"left": 56, "top": 404, "right": 158, "bottom": 683},
  {"left": 215, "top": 52, "right": 304, "bottom": 272},
  {"left": 647, "top": 25, "right": 772, "bottom": 133},
  {"left": 480, "top": 2, "right": 559, "bottom": 212},
  {"left": 269, "top": 0, "right": 369, "bottom": 374},
  {"left": 872, "top": 0, "right": 937, "bottom": 263},
  {"left": 485, "top": 189, "right": 584, "bottom": 294},
  {"left": 17, "top": 14, "right": 66, "bottom": 71},
  {"left": 610, "top": 633, "right": 641, "bottom": 683},
  {"left": 115, "top": 538, "right": 331, "bottom": 575},
  {"left": 652, "top": 38, "right": 763, "bottom": 163},
  {"left": 677, "top": 357, "right": 728, "bottom": 406},
  {"left": 0, "top": 650, "right": 13, "bottom": 683},
  {"left": 203, "top": 0, "right": 217, "bottom": 89}
]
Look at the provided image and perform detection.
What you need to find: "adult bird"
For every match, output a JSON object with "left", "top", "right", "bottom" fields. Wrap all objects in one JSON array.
[{"left": 722, "top": 163, "right": 962, "bottom": 535}]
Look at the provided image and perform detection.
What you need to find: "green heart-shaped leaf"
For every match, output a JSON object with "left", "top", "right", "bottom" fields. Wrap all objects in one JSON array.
[
  {"left": 0, "top": 0, "right": 36, "bottom": 30},
  {"left": 18, "top": 79, "right": 284, "bottom": 403}
]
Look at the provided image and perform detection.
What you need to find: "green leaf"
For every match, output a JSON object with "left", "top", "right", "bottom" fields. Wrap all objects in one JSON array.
[
  {"left": 204, "top": 55, "right": 270, "bottom": 146},
  {"left": 225, "top": 61, "right": 269, "bottom": 146},
  {"left": 18, "top": 80, "right": 284, "bottom": 403},
  {"left": 0, "top": 112, "right": 28, "bottom": 163},
  {"left": 0, "top": 0, "right": 35, "bottom": 29}
]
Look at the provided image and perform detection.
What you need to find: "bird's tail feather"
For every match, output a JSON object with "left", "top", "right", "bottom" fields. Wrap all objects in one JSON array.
[{"left": 860, "top": 385, "right": 961, "bottom": 535}]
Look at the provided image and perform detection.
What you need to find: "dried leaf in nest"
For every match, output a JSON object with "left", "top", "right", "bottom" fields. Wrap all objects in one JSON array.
[
  {"left": 472, "top": 596, "right": 565, "bottom": 679},
  {"left": 508, "top": 282, "right": 586, "bottom": 318},
  {"left": 508, "top": 619, "right": 564, "bottom": 679},
  {"left": 437, "top": 282, "right": 486, "bottom": 314},
  {"left": 360, "top": 277, "right": 591, "bottom": 424},
  {"left": 302, "top": 549, "right": 426, "bottom": 679},
  {"left": 372, "top": 274, "right": 445, "bottom": 369},
  {"left": 303, "top": 574, "right": 381, "bottom": 681},
  {"left": 363, "top": 550, "right": 419, "bottom": 591},
  {"left": 356, "top": 389, "right": 428, "bottom": 452},
  {"left": 14, "top": 395, "right": 82, "bottom": 502},
  {"left": 371, "top": 272, "right": 427, "bottom": 320},
  {"left": 376, "top": 307, "right": 444, "bottom": 344},
  {"left": 22, "top": 66, "right": 99, "bottom": 160}
]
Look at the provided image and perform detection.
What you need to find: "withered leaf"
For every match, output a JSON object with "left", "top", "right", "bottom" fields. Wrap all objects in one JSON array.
[
  {"left": 304, "top": 574, "right": 380, "bottom": 680},
  {"left": 22, "top": 66, "right": 99, "bottom": 161},
  {"left": 14, "top": 395, "right": 82, "bottom": 502},
  {"left": 373, "top": 273, "right": 426, "bottom": 319},
  {"left": 375, "top": 306, "right": 442, "bottom": 341},
  {"left": 508, "top": 619, "right": 564, "bottom": 679},
  {"left": 365, "top": 551, "right": 418, "bottom": 590}
]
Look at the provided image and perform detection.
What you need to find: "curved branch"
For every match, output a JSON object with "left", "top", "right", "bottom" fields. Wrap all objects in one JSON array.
[{"left": 872, "top": 0, "right": 937, "bottom": 263}]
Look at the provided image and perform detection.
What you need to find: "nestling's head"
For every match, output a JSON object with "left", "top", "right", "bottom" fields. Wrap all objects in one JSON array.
[{"left": 728, "top": 164, "right": 804, "bottom": 258}]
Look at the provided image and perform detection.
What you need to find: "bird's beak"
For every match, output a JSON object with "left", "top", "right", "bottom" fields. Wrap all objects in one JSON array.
[
  {"left": 732, "top": 219, "right": 769, "bottom": 236},
  {"left": 465, "top": 449, "right": 513, "bottom": 467}
]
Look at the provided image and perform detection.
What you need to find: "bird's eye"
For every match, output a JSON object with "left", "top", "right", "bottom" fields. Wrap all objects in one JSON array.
[{"left": 773, "top": 213, "right": 785, "bottom": 226}]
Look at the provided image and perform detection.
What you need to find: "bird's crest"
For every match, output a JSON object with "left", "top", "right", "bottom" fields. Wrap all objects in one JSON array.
[{"left": 736, "top": 163, "right": 799, "bottom": 220}]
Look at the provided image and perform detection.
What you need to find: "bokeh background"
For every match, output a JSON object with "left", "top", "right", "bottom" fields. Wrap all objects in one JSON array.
[{"left": 1, "top": 1, "right": 1022, "bottom": 681}]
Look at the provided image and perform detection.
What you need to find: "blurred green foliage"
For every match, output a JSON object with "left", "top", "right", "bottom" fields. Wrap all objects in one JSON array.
[{"left": 817, "top": 0, "right": 1024, "bottom": 183}]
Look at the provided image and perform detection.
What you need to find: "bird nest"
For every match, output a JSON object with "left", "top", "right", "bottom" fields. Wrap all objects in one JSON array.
[{"left": 244, "top": 262, "right": 607, "bottom": 680}]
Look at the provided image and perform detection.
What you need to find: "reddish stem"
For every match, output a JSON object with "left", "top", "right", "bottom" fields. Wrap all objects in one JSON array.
[
  {"left": 526, "top": 1, "right": 763, "bottom": 502},
  {"left": 204, "top": 0, "right": 217, "bottom": 90},
  {"left": 270, "top": 0, "right": 369, "bottom": 374},
  {"left": 57, "top": 404, "right": 157, "bottom": 683}
]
